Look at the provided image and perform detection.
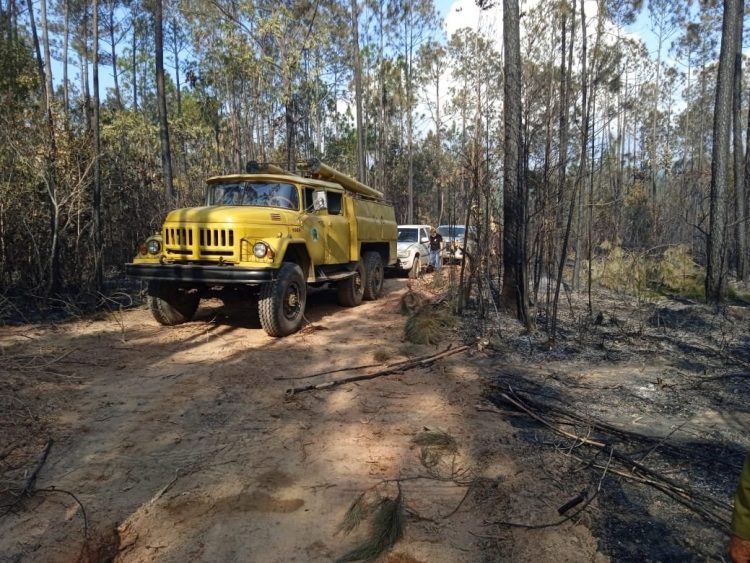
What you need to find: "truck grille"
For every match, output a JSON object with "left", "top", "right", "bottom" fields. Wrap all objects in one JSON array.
[
  {"left": 199, "top": 228, "right": 234, "bottom": 247},
  {"left": 164, "top": 227, "right": 236, "bottom": 258},
  {"left": 165, "top": 227, "right": 192, "bottom": 246}
]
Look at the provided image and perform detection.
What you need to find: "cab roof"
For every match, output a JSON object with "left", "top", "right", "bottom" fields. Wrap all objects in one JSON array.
[
  {"left": 207, "top": 173, "right": 345, "bottom": 193},
  {"left": 398, "top": 224, "right": 433, "bottom": 229}
]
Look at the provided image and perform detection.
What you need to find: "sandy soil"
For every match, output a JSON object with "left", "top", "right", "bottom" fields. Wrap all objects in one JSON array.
[{"left": 1, "top": 273, "right": 747, "bottom": 562}]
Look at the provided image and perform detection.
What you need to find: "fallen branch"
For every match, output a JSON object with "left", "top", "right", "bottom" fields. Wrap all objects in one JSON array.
[
  {"left": 36, "top": 487, "right": 88, "bottom": 538},
  {"left": 285, "top": 345, "right": 470, "bottom": 397},
  {"left": 491, "top": 386, "right": 741, "bottom": 470},
  {"left": 275, "top": 362, "right": 381, "bottom": 381},
  {"left": 493, "top": 390, "right": 732, "bottom": 532},
  {"left": 22, "top": 438, "right": 53, "bottom": 496},
  {"left": 488, "top": 489, "right": 599, "bottom": 531},
  {"left": 1, "top": 438, "right": 54, "bottom": 518},
  {"left": 276, "top": 346, "right": 459, "bottom": 381}
]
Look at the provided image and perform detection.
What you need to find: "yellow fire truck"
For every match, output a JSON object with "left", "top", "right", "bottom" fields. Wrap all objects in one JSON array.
[{"left": 126, "top": 160, "right": 397, "bottom": 336}]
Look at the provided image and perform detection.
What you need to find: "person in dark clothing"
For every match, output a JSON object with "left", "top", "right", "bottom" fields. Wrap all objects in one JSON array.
[
  {"left": 731, "top": 453, "right": 750, "bottom": 562},
  {"left": 428, "top": 227, "right": 442, "bottom": 272}
]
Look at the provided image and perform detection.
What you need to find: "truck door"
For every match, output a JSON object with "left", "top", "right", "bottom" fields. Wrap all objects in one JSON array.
[
  {"left": 324, "top": 191, "right": 350, "bottom": 264},
  {"left": 301, "top": 188, "right": 325, "bottom": 268}
]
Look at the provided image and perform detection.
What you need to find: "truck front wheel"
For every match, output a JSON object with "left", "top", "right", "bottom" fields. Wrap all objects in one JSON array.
[
  {"left": 147, "top": 281, "right": 199, "bottom": 325},
  {"left": 363, "top": 252, "right": 384, "bottom": 300},
  {"left": 259, "top": 262, "right": 307, "bottom": 337},
  {"left": 338, "top": 260, "right": 365, "bottom": 307}
]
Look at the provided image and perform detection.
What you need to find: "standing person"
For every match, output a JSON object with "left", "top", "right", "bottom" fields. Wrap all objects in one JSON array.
[
  {"left": 429, "top": 227, "right": 443, "bottom": 273},
  {"left": 731, "top": 453, "right": 750, "bottom": 562}
]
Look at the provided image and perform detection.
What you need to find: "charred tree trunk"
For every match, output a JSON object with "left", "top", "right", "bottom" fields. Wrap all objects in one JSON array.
[{"left": 500, "top": 0, "right": 529, "bottom": 326}]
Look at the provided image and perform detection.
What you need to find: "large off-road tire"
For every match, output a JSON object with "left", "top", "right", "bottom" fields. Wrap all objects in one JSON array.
[
  {"left": 363, "top": 251, "right": 384, "bottom": 301},
  {"left": 147, "top": 281, "right": 199, "bottom": 326},
  {"left": 259, "top": 262, "right": 307, "bottom": 337},
  {"left": 408, "top": 255, "right": 421, "bottom": 279},
  {"left": 337, "top": 260, "right": 365, "bottom": 307}
]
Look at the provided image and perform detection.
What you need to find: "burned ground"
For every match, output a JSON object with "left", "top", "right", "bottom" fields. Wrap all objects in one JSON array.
[{"left": 0, "top": 273, "right": 748, "bottom": 562}]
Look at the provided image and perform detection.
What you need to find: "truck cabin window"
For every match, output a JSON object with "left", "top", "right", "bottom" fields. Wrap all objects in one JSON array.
[
  {"left": 208, "top": 182, "right": 300, "bottom": 210},
  {"left": 437, "top": 225, "right": 466, "bottom": 238},
  {"left": 398, "top": 228, "right": 419, "bottom": 243},
  {"left": 327, "top": 192, "right": 343, "bottom": 215}
]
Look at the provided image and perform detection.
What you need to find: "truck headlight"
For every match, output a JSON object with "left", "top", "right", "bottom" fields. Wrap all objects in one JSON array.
[
  {"left": 253, "top": 242, "right": 269, "bottom": 258},
  {"left": 147, "top": 240, "right": 161, "bottom": 255}
]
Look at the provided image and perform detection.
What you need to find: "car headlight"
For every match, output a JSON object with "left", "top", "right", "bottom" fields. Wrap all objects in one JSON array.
[
  {"left": 253, "top": 242, "right": 269, "bottom": 258},
  {"left": 398, "top": 250, "right": 410, "bottom": 259},
  {"left": 147, "top": 239, "right": 161, "bottom": 255}
]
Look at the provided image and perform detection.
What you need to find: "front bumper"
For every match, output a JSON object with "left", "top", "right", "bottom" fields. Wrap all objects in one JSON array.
[
  {"left": 125, "top": 263, "right": 278, "bottom": 284},
  {"left": 441, "top": 247, "right": 464, "bottom": 260},
  {"left": 389, "top": 256, "right": 414, "bottom": 271}
]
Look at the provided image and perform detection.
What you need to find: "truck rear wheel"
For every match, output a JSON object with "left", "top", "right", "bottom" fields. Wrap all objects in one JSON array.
[
  {"left": 147, "top": 281, "right": 199, "bottom": 325},
  {"left": 259, "top": 262, "right": 307, "bottom": 337},
  {"left": 338, "top": 260, "right": 365, "bottom": 307},
  {"left": 363, "top": 252, "right": 384, "bottom": 300}
]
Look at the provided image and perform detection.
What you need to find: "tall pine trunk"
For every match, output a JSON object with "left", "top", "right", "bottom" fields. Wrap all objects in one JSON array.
[
  {"left": 109, "top": 0, "right": 122, "bottom": 108},
  {"left": 706, "top": 0, "right": 740, "bottom": 304},
  {"left": 154, "top": 0, "right": 174, "bottom": 199},
  {"left": 62, "top": 0, "right": 69, "bottom": 116},
  {"left": 733, "top": 1, "right": 746, "bottom": 280},
  {"left": 550, "top": 0, "right": 576, "bottom": 340},
  {"left": 351, "top": 0, "right": 365, "bottom": 182},
  {"left": 26, "top": 0, "right": 59, "bottom": 294},
  {"left": 93, "top": 0, "right": 102, "bottom": 290}
]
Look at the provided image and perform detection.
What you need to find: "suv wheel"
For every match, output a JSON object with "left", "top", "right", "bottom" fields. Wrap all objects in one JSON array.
[
  {"left": 408, "top": 256, "right": 421, "bottom": 279},
  {"left": 259, "top": 262, "right": 307, "bottom": 337}
]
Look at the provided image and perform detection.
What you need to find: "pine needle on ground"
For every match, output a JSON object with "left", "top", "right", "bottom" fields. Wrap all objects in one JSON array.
[
  {"left": 337, "top": 492, "right": 370, "bottom": 535},
  {"left": 336, "top": 491, "right": 404, "bottom": 562},
  {"left": 404, "top": 305, "right": 455, "bottom": 345}
]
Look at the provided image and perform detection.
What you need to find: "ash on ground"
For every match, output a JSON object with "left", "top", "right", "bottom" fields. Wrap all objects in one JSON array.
[{"left": 462, "top": 286, "right": 749, "bottom": 561}]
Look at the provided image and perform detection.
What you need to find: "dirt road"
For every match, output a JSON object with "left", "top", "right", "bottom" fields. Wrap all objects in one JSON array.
[{"left": 2, "top": 276, "right": 746, "bottom": 562}]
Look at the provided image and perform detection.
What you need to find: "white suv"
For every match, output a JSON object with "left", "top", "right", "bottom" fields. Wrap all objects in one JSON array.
[
  {"left": 392, "top": 224, "right": 432, "bottom": 278},
  {"left": 437, "top": 224, "right": 476, "bottom": 263}
]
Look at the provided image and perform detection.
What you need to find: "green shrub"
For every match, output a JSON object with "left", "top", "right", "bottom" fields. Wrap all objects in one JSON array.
[
  {"left": 657, "top": 245, "right": 704, "bottom": 298},
  {"left": 590, "top": 244, "right": 705, "bottom": 299}
]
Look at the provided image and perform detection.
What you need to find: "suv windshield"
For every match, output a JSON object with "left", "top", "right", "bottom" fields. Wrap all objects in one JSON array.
[
  {"left": 207, "top": 181, "right": 300, "bottom": 210},
  {"left": 397, "top": 228, "right": 419, "bottom": 243},
  {"left": 437, "top": 225, "right": 465, "bottom": 238}
]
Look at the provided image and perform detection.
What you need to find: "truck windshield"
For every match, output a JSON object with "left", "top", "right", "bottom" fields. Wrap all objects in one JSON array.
[
  {"left": 207, "top": 182, "right": 300, "bottom": 210},
  {"left": 437, "top": 225, "right": 465, "bottom": 238},
  {"left": 398, "top": 228, "right": 419, "bottom": 243}
]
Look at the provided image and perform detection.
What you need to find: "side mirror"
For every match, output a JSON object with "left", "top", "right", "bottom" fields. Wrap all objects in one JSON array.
[
  {"left": 420, "top": 237, "right": 429, "bottom": 244},
  {"left": 313, "top": 190, "right": 327, "bottom": 211}
]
